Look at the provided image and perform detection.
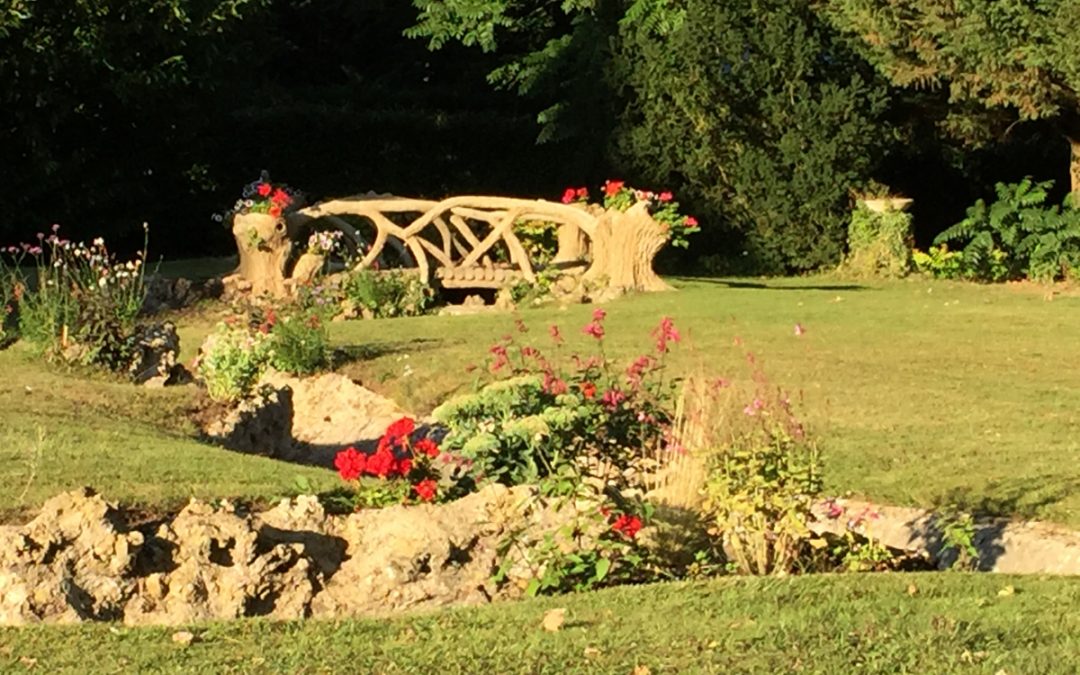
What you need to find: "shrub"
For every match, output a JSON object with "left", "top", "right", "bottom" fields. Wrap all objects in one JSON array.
[
  {"left": 432, "top": 311, "right": 681, "bottom": 491},
  {"left": 843, "top": 204, "right": 912, "bottom": 278},
  {"left": 269, "top": 310, "right": 331, "bottom": 375},
  {"left": 341, "top": 268, "right": 432, "bottom": 318},
  {"left": 935, "top": 178, "right": 1080, "bottom": 282},
  {"left": 698, "top": 384, "right": 823, "bottom": 576},
  {"left": 195, "top": 322, "right": 274, "bottom": 403},
  {"left": 11, "top": 227, "right": 147, "bottom": 368},
  {"left": 612, "top": 0, "right": 891, "bottom": 271}
]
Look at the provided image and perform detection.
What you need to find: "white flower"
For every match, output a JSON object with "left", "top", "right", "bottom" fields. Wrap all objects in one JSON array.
[{"left": 93, "top": 237, "right": 104, "bottom": 246}]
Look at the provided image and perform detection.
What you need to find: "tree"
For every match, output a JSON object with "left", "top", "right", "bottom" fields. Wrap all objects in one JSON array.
[
  {"left": 613, "top": 0, "right": 892, "bottom": 270},
  {"left": 407, "top": 0, "right": 893, "bottom": 271},
  {"left": 824, "top": 0, "right": 1080, "bottom": 194},
  {"left": 0, "top": 0, "right": 269, "bottom": 243}
]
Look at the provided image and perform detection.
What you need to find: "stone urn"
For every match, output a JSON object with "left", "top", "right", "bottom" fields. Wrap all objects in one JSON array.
[{"left": 860, "top": 197, "right": 913, "bottom": 213}]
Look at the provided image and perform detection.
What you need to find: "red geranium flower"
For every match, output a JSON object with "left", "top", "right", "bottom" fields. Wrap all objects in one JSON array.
[
  {"left": 384, "top": 417, "right": 416, "bottom": 446},
  {"left": 658, "top": 191, "right": 674, "bottom": 202},
  {"left": 561, "top": 188, "right": 577, "bottom": 204},
  {"left": 271, "top": 188, "right": 291, "bottom": 206},
  {"left": 683, "top": 216, "right": 699, "bottom": 229},
  {"left": 580, "top": 381, "right": 597, "bottom": 399},
  {"left": 334, "top": 447, "right": 366, "bottom": 481},
  {"left": 365, "top": 445, "right": 396, "bottom": 478},
  {"left": 269, "top": 205, "right": 283, "bottom": 218},
  {"left": 414, "top": 438, "right": 440, "bottom": 458},
  {"left": 612, "top": 514, "right": 642, "bottom": 539},
  {"left": 414, "top": 479, "right": 438, "bottom": 502},
  {"left": 257, "top": 183, "right": 272, "bottom": 197},
  {"left": 396, "top": 457, "right": 413, "bottom": 477},
  {"left": 575, "top": 187, "right": 589, "bottom": 200},
  {"left": 603, "top": 180, "right": 625, "bottom": 197}
]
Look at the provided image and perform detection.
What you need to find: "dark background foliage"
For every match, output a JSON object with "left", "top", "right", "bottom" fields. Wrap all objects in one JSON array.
[{"left": 1, "top": 0, "right": 1073, "bottom": 271}]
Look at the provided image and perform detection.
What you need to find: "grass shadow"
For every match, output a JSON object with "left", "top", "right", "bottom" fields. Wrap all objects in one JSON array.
[
  {"left": 334, "top": 337, "right": 444, "bottom": 366},
  {"left": 684, "top": 278, "right": 871, "bottom": 292}
]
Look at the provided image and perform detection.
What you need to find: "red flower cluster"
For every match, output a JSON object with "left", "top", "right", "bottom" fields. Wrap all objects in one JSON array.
[
  {"left": 611, "top": 513, "right": 642, "bottom": 539},
  {"left": 413, "top": 479, "right": 438, "bottom": 502},
  {"left": 603, "top": 180, "right": 625, "bottom": 198},
  {"left": 683, "top": 216, "right": 699, "bottom": 229},
  {"left": 334, "top": 445, "right": 412, "bottom": 481},
  {"left": 560, "top": 186, "right": 590, "bottom": 204},
  {"left": 334, "top": 417, "right": 448, "bottom": 505},
  {"left": 256, "top": 182, "right": 294, "bottom": 218}
]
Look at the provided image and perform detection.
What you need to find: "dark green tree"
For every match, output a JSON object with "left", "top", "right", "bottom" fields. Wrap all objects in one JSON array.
[
  {"left": 824, "top": 0, "right": 1080, "bottom": 194},
  {"left": 0, "top": 0, "right": 269, "bottom": 243},
  {"left": 613, "top": 0, "right": 892, "bottom": 271}
]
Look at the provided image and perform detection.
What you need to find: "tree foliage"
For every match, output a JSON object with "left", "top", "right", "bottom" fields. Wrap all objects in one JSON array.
[
  {"left": 824, "top": 0, "right": 1080, "bottom": 188},
  {"left": 613, "top": 0, "right": 892, "bottom": 271}
]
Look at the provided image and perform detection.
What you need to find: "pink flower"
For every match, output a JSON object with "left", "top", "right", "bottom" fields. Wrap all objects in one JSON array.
[
  {"left": 583, "top": 321, "right": 605, "bottom": 340},
  {"left": 561, "top": 188, "right": 577, "bottom": 204},
  {"left": 658, "top": 191, "right": 673, "bottom": 202},
  {"left": 742, "top": 398, "right": 765, "bottom": 416},
  {"left": 651, "top": 316, "right": 681, "bottom": 354},
  {"left": 575, "top": 187, "right": 589, "bottom": 200},
  {"left": 489, "top": 344, "right": 509, "bottom": 372},
  {"left": 601, "top": 388, "right": 625, "bottom": 410},
  {"left": 683, "top": 216, "right": 699, "bottom": 229},
  {"left": 592, "top": 307, "right": 607, "bottom": 322},
  {"left": 543, "top": 372, "right": 568, "bottom": 395}
]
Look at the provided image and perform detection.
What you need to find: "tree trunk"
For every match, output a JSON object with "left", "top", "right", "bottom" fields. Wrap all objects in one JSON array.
[
  {"left": 583, "top": 201, "right": 674, "bottom": 293},
  {"left": 1070, "top": 136, "right": 1080, "bottom": 199},
  {"left": 230, "top": 212, "right": 292, "bottom": 298}
]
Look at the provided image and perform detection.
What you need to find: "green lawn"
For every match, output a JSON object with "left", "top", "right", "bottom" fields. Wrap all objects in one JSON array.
[
  {"left": 1, "top": 276, "right": 1078, "bottom": 526},
  {"left": 1, "top": 574, "right": 1077, "bottom": 673}
]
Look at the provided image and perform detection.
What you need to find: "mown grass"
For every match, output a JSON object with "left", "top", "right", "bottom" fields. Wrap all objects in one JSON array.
[
  {"left": 1, "top": 276, "right": 1078, "bottom": 526},
  {"left": 1, "top": 574, "right": 1077, "bottom": 673}
]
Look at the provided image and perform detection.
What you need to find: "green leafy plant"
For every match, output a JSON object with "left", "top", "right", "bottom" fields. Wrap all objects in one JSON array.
[
  {"left": 194, "top": 321, "right": 274, "bottom": 403},
  {"left": 843, "top": 203, "right": 912, "bottom": 278},
  {"left": 342, "top": 268, "right": 433, "bottom": 318},
  {"left": 937, "top": 508, "right": 980, "bottom": 571},
  {"left": 432, "top": 311, "right": 681, "bottom": 491},
  {"left": 698, "top": 375, "right": 823, "bottom": 576},
  {"left": 269, "top": 310, "right": 331, "bottom": 375},
  {"left": 12, "top": 227, "right": 148, "bottom": 368},
  {"left": 935, "top": 178, "right": 1080, "bottom": 282},
  {"left": 494, "top": 486, "right": 657, "bottom": 597}
]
